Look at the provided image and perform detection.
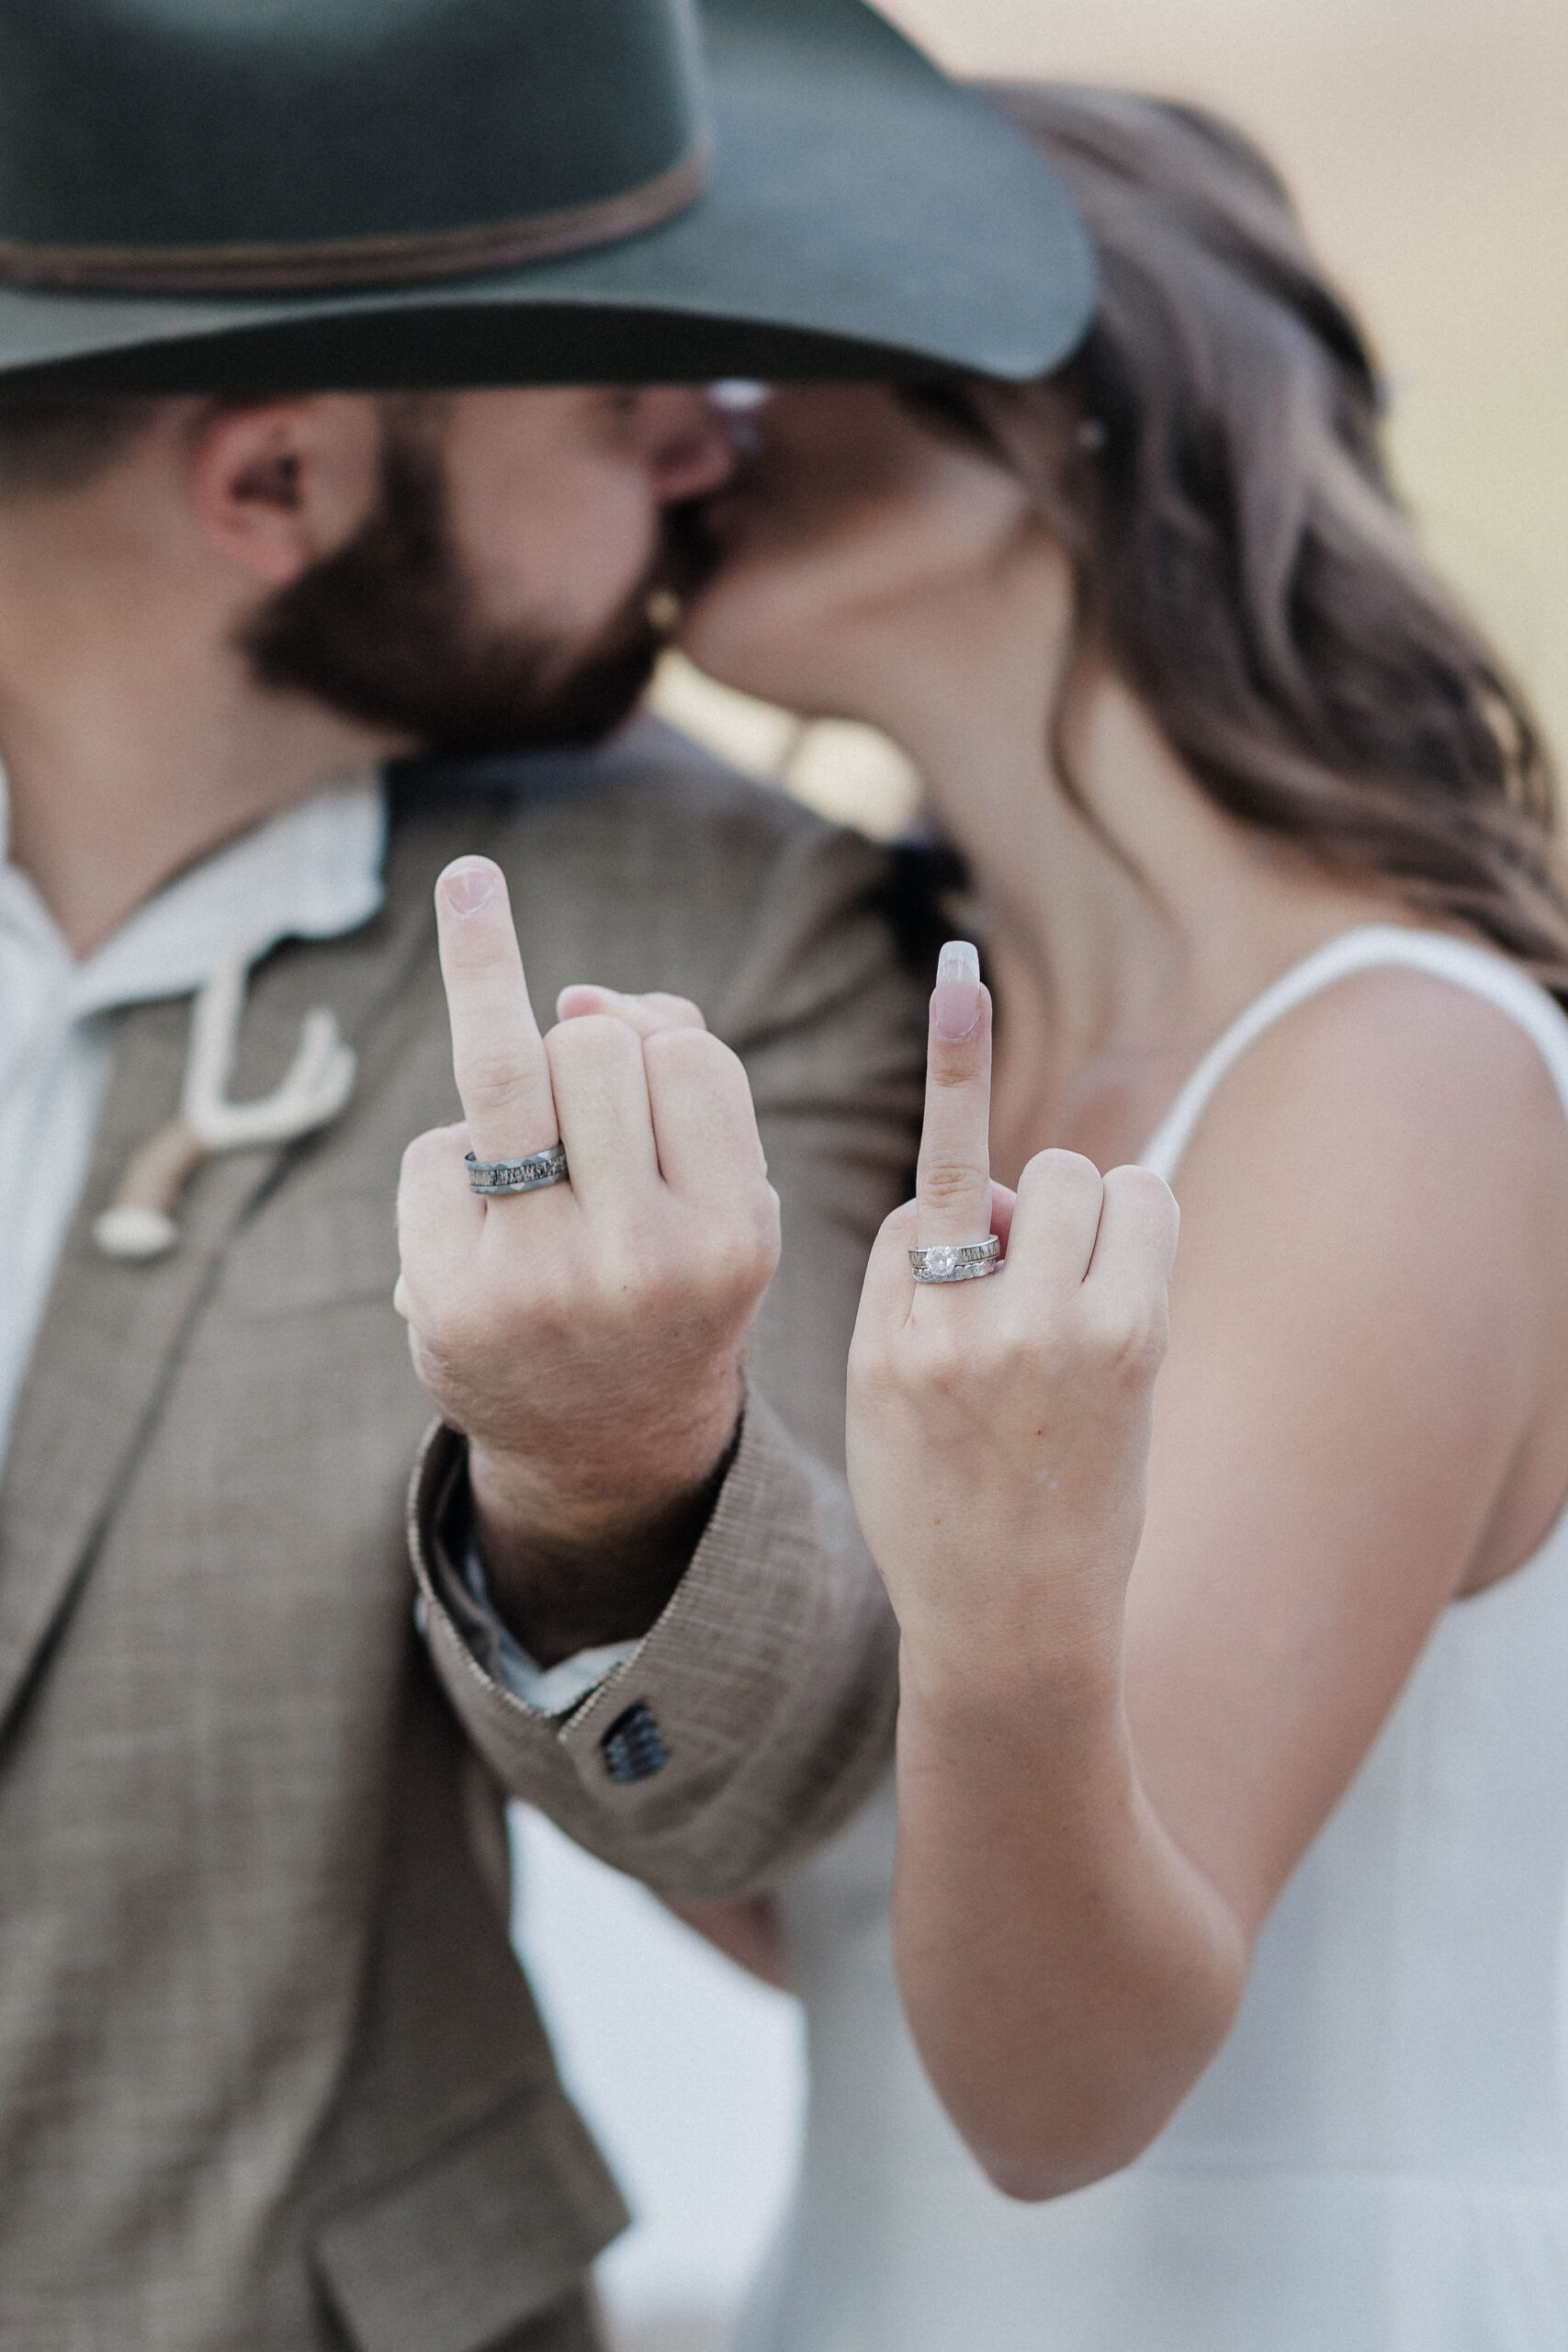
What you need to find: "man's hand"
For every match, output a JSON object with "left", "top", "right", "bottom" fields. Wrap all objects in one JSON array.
[{"left": 396, "top": 856, "right": 780, "bottom": 1660}]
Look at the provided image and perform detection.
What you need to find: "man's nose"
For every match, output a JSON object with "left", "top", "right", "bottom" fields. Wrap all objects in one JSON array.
[{"left": 637, "top": 387, "right": 739, "bottom": 503}]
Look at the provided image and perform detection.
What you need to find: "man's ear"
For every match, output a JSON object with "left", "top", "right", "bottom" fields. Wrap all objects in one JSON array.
[{"left": 185, "top": 396, "right": 383, "bottom": 586}]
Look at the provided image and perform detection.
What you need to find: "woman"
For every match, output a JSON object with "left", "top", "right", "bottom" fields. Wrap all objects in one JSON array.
[{"left": 675, "top": 85, "right": 1568, "bottom": 2349}]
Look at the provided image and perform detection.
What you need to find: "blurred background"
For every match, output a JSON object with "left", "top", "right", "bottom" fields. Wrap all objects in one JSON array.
[{"left": 516, "top": 4, "right": 1568, "bottom": 2345}]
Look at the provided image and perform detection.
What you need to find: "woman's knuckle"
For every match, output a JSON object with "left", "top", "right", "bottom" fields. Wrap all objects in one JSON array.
[
  {"left": 1024, "top": 1145, "right": 1100, "bottom": 1188},
  {"left": 648, "top": 991, "right": 707, "bottom": 1031},
  {"left": 849, "top": 1337, "right": 899, "bottom": 1408},
  {"left": 909, "top": 1324, "right": 975, "bottom": 1400},
  {"left": 1084, "top": 1298, "right": 1166, "bottom": 1381},
  {"left": 919, "top": 1154, "right": 988, "bottom": 1209}
]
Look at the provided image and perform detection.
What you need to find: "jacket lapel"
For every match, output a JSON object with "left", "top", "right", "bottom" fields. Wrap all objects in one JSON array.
[{"left": 0, "top": 790, "right": 494, "bottom": 1743}]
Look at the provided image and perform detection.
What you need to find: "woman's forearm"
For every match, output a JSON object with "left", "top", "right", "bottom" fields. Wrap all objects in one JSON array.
[{"left": 893, "top": 1646, "right": 1247, "bottom": 2200}]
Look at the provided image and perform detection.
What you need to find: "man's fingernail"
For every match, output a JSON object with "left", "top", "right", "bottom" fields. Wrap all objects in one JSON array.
[
  {"left": 933, "top": 940, "right": 982, "bottom": 1041},
  {"left": 441, "top": 859, "right": 497, "bottom": 915}
]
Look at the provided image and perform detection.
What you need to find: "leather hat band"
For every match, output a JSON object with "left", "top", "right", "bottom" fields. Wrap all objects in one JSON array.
[{"left": 0, "top": 141, "right": 709, "bottom": 297}]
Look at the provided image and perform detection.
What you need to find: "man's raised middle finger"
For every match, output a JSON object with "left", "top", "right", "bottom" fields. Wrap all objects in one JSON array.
[{"left": 434, "top": 857, "right": 559, "bottom": 1163}]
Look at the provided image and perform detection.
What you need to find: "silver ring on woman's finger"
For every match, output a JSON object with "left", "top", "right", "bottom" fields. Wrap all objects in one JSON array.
[
  {"left": 465, "top": 1141, "right": 569, "bottom": 1195},
  {"left": 908, "top": 1236, "right": 1002, "bottom": 1283}
]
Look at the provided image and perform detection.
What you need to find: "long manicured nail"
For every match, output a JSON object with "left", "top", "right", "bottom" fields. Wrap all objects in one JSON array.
[
  {"left": 440, "top": 858, "right": 498, "bottom": 915},
  {"left": 932, "top": 940, "right": 982, "bottom": 1041}
]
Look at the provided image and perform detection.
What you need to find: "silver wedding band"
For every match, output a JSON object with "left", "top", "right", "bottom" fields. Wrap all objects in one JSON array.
[
  {"left": 466, "top": 1141, "right": 569, "bottom": 1196},
  {"left": 908, "top": 1236, "right": 1002, "bottom": 1284}
]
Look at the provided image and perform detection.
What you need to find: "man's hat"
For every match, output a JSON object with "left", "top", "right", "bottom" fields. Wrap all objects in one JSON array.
[{"left": 0, "top": 0, "right": 1096, "bottom": 396}]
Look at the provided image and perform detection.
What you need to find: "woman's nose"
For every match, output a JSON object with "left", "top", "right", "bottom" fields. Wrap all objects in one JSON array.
[{"left": 636, "top": 387, "right": 739, "bottom": 503}]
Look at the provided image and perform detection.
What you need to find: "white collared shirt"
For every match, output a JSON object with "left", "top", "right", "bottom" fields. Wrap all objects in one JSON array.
[{"left": 0, "top": 774, "right": 387, "bottom": 1464}]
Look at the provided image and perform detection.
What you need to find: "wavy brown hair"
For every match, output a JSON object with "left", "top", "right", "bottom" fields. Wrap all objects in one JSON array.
[{"left": 935, "top": 85, "right": 1568, "bottom": 1000}]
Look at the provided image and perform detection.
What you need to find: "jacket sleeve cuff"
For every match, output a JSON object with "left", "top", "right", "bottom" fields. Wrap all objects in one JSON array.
[{"left": 406, "top": 1391, "right": 897, "bottom": 1899}]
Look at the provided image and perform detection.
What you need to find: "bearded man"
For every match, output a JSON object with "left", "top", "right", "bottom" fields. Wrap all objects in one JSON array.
[{"left": 0, "top": 2, "right": 1093, "bottom": 2344}]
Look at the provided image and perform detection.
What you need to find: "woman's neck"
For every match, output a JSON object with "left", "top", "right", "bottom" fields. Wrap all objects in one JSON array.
[{"left": 891, "top": 662, "right": 1413, "bottom": 1179}]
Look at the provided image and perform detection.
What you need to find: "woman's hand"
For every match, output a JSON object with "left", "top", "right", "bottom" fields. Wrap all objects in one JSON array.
[{"left": 846, "top": 942, "right": 1179, "bottom": 1704}]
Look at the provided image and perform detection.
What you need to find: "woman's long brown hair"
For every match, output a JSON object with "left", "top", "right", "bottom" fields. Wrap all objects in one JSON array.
[{"left": 951, "top": 85, "right": 1568, "bottom": 1001}]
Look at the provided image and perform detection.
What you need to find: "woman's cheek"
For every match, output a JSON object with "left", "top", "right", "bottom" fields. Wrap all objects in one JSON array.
[{"left": 682, "top": 577, "right": 826, "bottom": 704}]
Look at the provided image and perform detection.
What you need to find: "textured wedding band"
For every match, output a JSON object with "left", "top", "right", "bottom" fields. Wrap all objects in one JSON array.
[
  {"left": 465, "top": 1142, "right": 569, "bottom": 1196},
  {"left": 908, "top": 1236, "right": 1003, "bottom": 1284}
]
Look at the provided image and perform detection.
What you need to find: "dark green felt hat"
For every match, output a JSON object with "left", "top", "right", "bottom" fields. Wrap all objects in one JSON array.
[{"left": 0, "top": 0, "right": 1096, "bottom": 394}]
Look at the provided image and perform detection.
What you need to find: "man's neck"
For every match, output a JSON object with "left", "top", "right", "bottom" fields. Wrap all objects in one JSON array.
[{"left": 2, "top": 683, "right": 392, "bottom": 959}]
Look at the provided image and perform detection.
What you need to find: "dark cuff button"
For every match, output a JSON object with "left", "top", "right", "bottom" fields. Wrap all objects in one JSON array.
[{"left": 600, "top": 1700, "right": 668, "bottom": 1784}]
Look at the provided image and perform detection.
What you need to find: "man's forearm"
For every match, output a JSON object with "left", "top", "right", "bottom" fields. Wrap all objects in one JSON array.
[{"left": 410, "top": 1387, "right": 900, "bottom": 1900}]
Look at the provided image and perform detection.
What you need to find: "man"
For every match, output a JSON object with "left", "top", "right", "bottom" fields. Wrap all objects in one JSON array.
[{"left": 0, "top": 3, "right": 1094, "bottom": 2344}]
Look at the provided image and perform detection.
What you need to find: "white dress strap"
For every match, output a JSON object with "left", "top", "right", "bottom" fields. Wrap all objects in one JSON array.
[{"left": 1138, "top": 923, "right": 1568, "bottom": 1183}]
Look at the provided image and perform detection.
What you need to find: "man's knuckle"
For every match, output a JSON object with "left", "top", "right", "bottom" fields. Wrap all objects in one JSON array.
[
  {"left": 399, "top": 1125, "right": 456, "bottom": 1185},
  {"left": 546, "top": 1012, "right": 632, "bottom": 1074},
  {"left": 648, "top": 1026, "right": 733, "bottom": 1084},
  {"left": 707, "top": 1199, "right": 780, "bottom": 1290},
  {"left": 593, "top": 1244, "right": 654, "bottom": 1310},
  {"left": 457, "top": 1046, "right": 527, "bottom": 1113}
]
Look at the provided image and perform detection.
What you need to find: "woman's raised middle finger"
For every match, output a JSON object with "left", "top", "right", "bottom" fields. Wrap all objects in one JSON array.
[{"left": 915, "top": 940, "right": 995, "bottom": 1250}]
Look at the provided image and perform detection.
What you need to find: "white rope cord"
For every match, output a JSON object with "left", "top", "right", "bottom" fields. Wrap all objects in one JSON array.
[{"left": 93, "top": 945, "right": 356, "bottom": 1261}]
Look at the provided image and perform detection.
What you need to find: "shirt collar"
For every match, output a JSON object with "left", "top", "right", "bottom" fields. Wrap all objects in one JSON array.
[{"left": 0, "top": 770, "right": 389, "bottom": 1021}]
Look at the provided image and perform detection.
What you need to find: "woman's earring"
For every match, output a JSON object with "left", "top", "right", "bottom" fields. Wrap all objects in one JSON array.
[
  {"left": 645, "top": 588, "right": 683, "bottom": 638},
  {"left": 1076, "top": 418, "right": 1109, "bottom": 454}
]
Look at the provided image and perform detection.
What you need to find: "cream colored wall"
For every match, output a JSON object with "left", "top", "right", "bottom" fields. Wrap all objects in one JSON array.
[{"left": 655, "top": 0, "right": 1567, "bottom": 836}]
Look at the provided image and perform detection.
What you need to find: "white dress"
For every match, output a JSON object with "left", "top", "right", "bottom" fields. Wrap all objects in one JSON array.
[{"left": 734, "top": 926, "right": 1568, "bottom": 2352}]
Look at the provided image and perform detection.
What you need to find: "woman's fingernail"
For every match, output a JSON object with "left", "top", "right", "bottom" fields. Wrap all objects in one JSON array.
[
  {"left": 440, "top": 859, "right": 497, "bottom": 915},
  {"left": 932, "top": 940, "right": 982, "bottom": 1041},
  {"left": 558, "top": 984, "right": 615, "bottom": 1017}
]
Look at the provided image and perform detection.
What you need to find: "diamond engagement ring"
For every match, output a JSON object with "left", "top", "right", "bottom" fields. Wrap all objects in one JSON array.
[
  {"left": 465, "top": 1142, "right": 569, "bottom": 1196},
  {"left": 908, "top": 1236, "right": 1003, "bottom": 1284}
]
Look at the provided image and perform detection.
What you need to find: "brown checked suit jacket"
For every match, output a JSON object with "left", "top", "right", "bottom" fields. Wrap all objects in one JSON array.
[{"left": 0, "top": 722, "right": 920, "bottom": 2352}]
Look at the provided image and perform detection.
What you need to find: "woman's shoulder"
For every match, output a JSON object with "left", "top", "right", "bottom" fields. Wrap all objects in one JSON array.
[
  {"left": 1160, "top": 937, "right": 1568, "bottom": 1598},
  {"left": 1169, "top": 942, "right": 1568, "bottom": 1324},
  {"left": 1190, "top": 935, "right": 1568, "bottom": 1170}
]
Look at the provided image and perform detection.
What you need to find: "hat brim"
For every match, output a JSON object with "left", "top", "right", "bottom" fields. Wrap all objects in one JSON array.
[{"left": 0, "top": 0, "right": 1095, "bottom": 395}]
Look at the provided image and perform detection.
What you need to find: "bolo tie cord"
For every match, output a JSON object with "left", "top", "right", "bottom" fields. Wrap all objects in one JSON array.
[{"left": 92, "top": 945, "right": 356, "bottom": 1261}]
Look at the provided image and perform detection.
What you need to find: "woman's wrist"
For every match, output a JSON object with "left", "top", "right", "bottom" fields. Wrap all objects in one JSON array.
[{"left": 895, "top": 1622, "right": 1126, "bottom": 1765}]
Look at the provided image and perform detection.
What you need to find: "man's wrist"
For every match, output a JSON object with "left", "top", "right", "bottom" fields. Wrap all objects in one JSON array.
[{"left": 464, "top": 1408, "right": 744, "bottom": 1665}]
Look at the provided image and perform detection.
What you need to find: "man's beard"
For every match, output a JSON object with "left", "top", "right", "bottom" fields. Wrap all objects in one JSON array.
[{"left": 241, "top": 414, "right": 713, "bottom": 758}]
